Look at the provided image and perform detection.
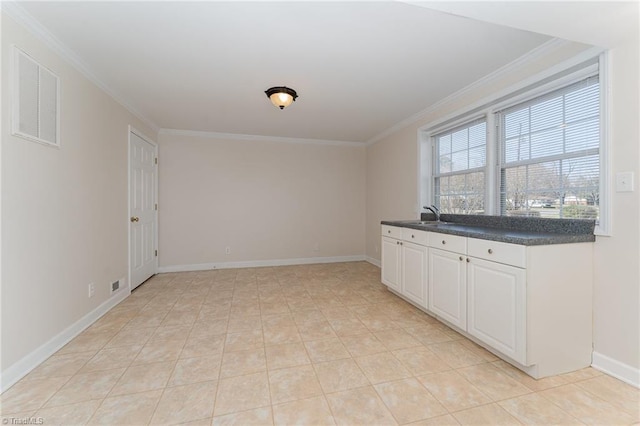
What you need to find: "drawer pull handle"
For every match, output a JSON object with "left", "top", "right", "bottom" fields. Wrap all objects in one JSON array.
[
  {"left": 442, "top": 240, "right": 446, "bottom": 245},
  {"left": 488, "top": 249, "right": 493, "bottom": 254}
]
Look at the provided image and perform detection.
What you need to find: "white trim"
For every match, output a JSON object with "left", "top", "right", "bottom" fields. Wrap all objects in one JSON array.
[
  {"left": 0, "top": 287, "right": 130, "bottom": 393},
  {"left": 158, "top": 128, "right": 365, "bottom": 148},
  {"left": 592, "top": 351, "right": 640, "bottom": 388},
  {"left": 127, "top": 126, "right": 159, "bottom": 292},
  {"left": 365, "top": 256, "right": 381, "bottom": 268},
  {"left": 1, "top": 1, "right": 159, "bottom": 134},
  {"left": 595, "top": 51, "right": 611, "bottom": 236},
  {"left": 158, "top": 255, "right": 367, "bottom": 273},
  {"left": 369, "top": 44, "right": 605, "bottom": 147}
]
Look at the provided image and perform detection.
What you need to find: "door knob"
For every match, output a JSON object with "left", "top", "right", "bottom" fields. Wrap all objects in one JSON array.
[{"left": 130, "top": 216, "right": 139, "bottom": 222}]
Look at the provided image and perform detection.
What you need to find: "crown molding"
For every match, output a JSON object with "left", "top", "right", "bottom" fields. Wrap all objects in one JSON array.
[
  {"left": 366, "top": 38, "right": 574, "bottom": 146},
  {"left": 1, "top": 1, "right": 160, "bottom": 134},
  {"left": 159, "top": 128, "right": 366, "bottom": 147}
]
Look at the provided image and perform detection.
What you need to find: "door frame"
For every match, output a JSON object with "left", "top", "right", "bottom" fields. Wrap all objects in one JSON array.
[{"left": 127, "top": 125, "right": 158, "bottom": 291}]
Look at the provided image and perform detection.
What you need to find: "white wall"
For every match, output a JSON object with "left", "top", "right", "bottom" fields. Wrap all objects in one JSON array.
[
  {"left": 157, "top": 132, "right": 366, "bottom": 270},
  {"left": 365, "top": 34, "right": 640, "bottom": 383},
  {"left": 1, "top": 13, "right": 156, "bottom": 384}
]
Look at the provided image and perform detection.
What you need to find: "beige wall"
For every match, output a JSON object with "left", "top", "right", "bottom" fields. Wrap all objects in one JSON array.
[
  {"left": 157, "top": 133, "right": 366, "bottom": 269},
  {"left": 1, "top": 14, "right": 156, "bottom": 374},
  {"left": 366, "top": 38, "right": 640, "bottom": 376}
]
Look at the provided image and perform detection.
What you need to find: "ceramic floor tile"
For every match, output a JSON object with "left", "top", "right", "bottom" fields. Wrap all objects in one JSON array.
[
  {"left": 225, "top": 329, "right": 264, "bottom": 352},
  {"left": 297, "top": 321, "right": 338, "bottom": 341},
  {"left": 408, "top": 413, "right": 461, "bottom": 425},
  {"left": 190, "top": 319, "right": 229, "bottom": 339},
  {"left": 106, "top": 326, "right": 157, "bottom": 348},
  {"left": 88, "top": 389, "right": 162, "bottom": 425},
  {"left": 0, "top": 376, "right": 70, "bottom": 413},
  {"left": 265, "top": 342, "right": 310, "bottom": 370},
  {"left": 540, "top": 383, "right": 635, "bottom": 425},
  {"left": 498, "top": 393, "right": 584, "bottom": 425},
  {"left": 452, "top": 403, "right": 522, "bottom": 425},
  {"left": 150, "top": 380, "right": 217, "bottom": 425},
  {"left": 150, "top": 324, "right": 194, "bottom": 341},
  {"left": 313, "top": 359, "right": 370, "bottom": 393},
  {"left": 491, "top": 360, "right": 569, "bottom": 392},
  {"left": 34, "top": 400, "right": 101, "bottom": 425},
  {"left": 417, "top": 371, "right": 492, "bottom": 412},
  {"left": 328, "top": 318, "right": 369, "bottom": 337},
  {"left": 133, "top": 338, "right": 185, "bottom": 365},
  {"left": 426, "top": 341, "right": 486, "bottom": 369},
  {"left": 374, "top": 378, "right": 447, "bottom": 424},
  {"left": 181, "top": 335, "right": 226, "bottom": 359},
  {"left": 214, "top": 372, "right": 271, "bottom": 416},
  {"left": 227, "top": 315, "right": 262, "bottom": 333},
  {"left": 325, "top": 386, "right": 397, "bottom": 426},
  {"left": 559, "top": 367, "right": 603, "bottom": 383},
  {"left": 374, "top": 329, "right": 422, "bottom": 350},
  {"left": 404, "top": 326, "right": 454, "bottom": 345},
  {"left": 340, "top": 332, "right": 387, "bottom": 357},
  {"left": 393, "top": 346, "right": 452, "bottom": 376},
  {"left": 44, "top": 368, "right": 125, "bottom": 407},
  {"left": 268, "top": 364, "right": 323, "bottom": 404},
  {"left": 263, "top": 325, "right": 302, "bottom": 346},
  {"left": 79, "top": 345, "right": 143, "bottom": 373},
  {"left": 169, "top": 355, "right": 222, "bottom": 386},
  {"left": 457, "top": 363, "right": 532, "bottom": 401},
  {"left": 212, "top": 407, "right": 273, "bottom": 425},
  {"left": 574, "top": 374, "right": 640, "bottom": 420},
  {"left": 355, "top": 352, "right": 412, "bottom": 384},
  {"left": 23, "top": 351, "right": 95, "bottom": 380},
  {"left": 220, "top": 348, "right": 266, "bottom": 378},
  {"left": 272, "top": 396, "right": 335, "bottom": 426},
  {"left": 304, "top": 338, "right": 351, "bottom": 363},
  {"left": 109, "top": 360, "right": 174, "bottom": 396}
]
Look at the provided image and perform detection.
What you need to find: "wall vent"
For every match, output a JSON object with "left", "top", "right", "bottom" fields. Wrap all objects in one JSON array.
[
  {"left": 111, "top": 280, "right": 120, "bottom": 293},
  {"left": 11, "top": 45, "right": 60, "bottom": 147}
]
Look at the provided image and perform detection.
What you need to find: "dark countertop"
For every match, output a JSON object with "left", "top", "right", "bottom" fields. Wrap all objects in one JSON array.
[{"left": 382, "top": 214, "right": 596, "bottom": 246}]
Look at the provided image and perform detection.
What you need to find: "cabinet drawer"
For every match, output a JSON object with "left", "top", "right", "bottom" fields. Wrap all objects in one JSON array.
[
  {"left": 428, "top": 233, "right": 467, "bottom": 253},
  {"left": 468, "top": 238, "right": 526, "bottom": 268},
  {"left": 402, "top": 228, "right": 428, "bottom": 245},
  {"left": 382, "top": 225, "right": 402, "bottom": 239}
]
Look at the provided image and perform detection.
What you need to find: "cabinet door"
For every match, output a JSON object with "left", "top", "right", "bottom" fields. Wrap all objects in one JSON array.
[
  {"left": 428, "top": 248, "right": 466, "bottom": 329},
  {"left": 401, "top": 241, "right": 428, "bottom": 309},
  {"left": 381, "top": 236, "right": 401, "bottom": 291},
  {"left": 467, "top": 257, "right": 527, "bottom": 365}
]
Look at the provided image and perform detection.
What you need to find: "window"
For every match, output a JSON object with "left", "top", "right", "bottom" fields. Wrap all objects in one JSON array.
[
  {"left": 421, "top": 57, "right": 607, "bottom": 230},
  {"left": 498, "top": 77, "right": 600, "bottom": 220},
  {"left": 11, "top": 46, "right": 60, "bottom": 147},
  {"left": 433, "top": 119, "right": 486, "bottom": 214}
]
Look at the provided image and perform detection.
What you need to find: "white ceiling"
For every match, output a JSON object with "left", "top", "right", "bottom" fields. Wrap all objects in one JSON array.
[{"left": 7, "top": 2, "right": 581, "bottom": 143}]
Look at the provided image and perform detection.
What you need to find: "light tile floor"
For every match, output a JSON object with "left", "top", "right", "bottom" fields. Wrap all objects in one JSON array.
[{"left": 2, "top": 262, "right": 638, "bottom": 425}]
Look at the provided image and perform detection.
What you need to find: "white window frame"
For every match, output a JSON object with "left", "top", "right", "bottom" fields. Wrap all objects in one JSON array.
[{"left": 418, "top": 52, "right": 609, "bottom": 235}]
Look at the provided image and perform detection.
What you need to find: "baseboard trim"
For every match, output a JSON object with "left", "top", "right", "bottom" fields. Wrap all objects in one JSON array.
[
  {"left": 592, "top": 351, "right": 640, "bottom": 388},
  {"left": 0, "top": 288, "right": 130, "bottom": 393},
  {"left": 158, "top": 255, "right": 367, "bottom": 273},
  {"left": 365, "top": 256, "right": 381, "bottom": 268}
]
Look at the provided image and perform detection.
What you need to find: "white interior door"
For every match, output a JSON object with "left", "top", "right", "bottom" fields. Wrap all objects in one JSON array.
[{"left": 129, "top": 130, "right": 157, "bottom": 290}]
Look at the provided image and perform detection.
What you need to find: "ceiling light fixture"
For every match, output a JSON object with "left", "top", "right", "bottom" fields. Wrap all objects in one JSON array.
[{"left": 265, "top": 86, "right": 298, "bottom": 110}]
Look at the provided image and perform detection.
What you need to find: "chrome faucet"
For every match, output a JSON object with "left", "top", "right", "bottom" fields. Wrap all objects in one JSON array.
[{"left": 423, "top": 205, "right": 441, "bottom": 222}]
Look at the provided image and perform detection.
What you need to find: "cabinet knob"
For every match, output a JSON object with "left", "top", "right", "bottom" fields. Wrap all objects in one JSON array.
[
  {"left": 388, "top": 230, "right": 391, "bottom": 233},
  {"left": 488, "top": 249, "right": 493, "bottom": 254},
  {"left": 459, "top": 256, "right": 463, "bottom": 261},
  {"left": 396, "top": 241, "right": 399, "bottom": 245},
  {"left": 400, "top": 242, "right": 403, "bottom": 246},
  {"left": 411, "top": 235, "right": 415, "bottom": 238},
  {"left": 442, "top": 240, "right": 446, "bottom": 245},
  {"left": 466, "top": 258, "right": 470, "bottom": 263}
]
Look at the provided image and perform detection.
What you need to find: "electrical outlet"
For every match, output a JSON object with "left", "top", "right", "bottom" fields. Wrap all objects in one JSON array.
[
  {"left": 225, "top": 246, "right": 231, "bottom": 255},
  {"left": 88, "top": 282, "right": 95, "bottom": 298},
  {"left": 616, "top": 171, "right": 634, "bottom": 192}
]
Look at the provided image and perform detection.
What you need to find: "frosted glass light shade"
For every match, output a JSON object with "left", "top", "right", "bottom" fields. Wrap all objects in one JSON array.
[{"left": 265, "top": 86, "right": 298, "bottom": 110}]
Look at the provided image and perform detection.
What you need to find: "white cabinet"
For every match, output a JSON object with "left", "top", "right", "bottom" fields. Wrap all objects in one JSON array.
[
  {"left": 381, "top": 235, "right": 401, "bottom": 292},
  {"left": 401, "top": 241, "right": 428, "bottom": 308},
  {"left": 467, "top": 257, "right": 526, "bottom": 365},
  {"left": 381, "top": 225, "right": 428, "bottom": 309},
  {"left": 428, "top": 248, "right": 466, "bottom": 329}
]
